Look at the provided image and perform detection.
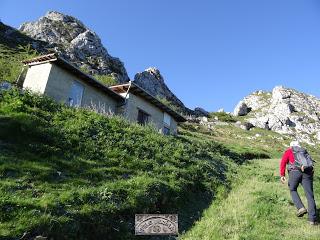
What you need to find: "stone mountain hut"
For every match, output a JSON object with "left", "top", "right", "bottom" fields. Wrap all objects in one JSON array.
[{"left": 22, "top": 53, "right": 186, "bottom": 135}]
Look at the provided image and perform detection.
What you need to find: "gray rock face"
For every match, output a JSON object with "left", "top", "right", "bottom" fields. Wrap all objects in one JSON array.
[
  {"left": 234, "top": 86, "right": 320, "bottom": 144},
  {"left": 194, "top": 107, "right": 209, "bottom": 117},
  {"left": 234, "top": 101, "right": 250, "bottom": 116},
  {"left": 134, "top": 67, "right": 192, "bottom": 114},
  {"left": 19, "top": 11, "right": 129, "bottom": 82}
]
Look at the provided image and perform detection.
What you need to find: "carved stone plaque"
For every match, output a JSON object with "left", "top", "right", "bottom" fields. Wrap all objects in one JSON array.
[{"left": 135, "top": 214, "right": 178, "bottom": 235}]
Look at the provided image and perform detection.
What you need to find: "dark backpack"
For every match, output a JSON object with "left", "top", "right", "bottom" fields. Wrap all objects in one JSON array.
[{"left": 290, "top": 146, "right": 314, "bottom": 170}]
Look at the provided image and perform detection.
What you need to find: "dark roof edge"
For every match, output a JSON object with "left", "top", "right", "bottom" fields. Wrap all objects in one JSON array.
[{"left": 22, "top": 53, "right": 124, "bottom": 102}]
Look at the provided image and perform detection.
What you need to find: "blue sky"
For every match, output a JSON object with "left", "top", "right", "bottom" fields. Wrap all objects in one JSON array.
[{"left": 1, "top": 0, "right": 320, "bottom": 112}]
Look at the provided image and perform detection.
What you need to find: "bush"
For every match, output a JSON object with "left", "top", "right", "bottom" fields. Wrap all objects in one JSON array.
[
  {"left": 209, "top": 111, "right": 236, "bottom": 122},
  {"left": 0, "top": 44, "right": 38, "bottom": 83}
]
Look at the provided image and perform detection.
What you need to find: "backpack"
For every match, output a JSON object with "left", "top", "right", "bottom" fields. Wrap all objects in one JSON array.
[{"left": 290, "top": 146, "right": 314, "bottom": 171}]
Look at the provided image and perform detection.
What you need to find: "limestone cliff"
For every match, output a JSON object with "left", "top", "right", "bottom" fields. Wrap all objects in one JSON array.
[{"left": 234, "top": 86, "right": 320, "bottom": 144}]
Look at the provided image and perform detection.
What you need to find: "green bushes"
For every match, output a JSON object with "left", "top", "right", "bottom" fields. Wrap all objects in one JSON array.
[
  {"left": 0, "top": 89, "right": 239, "bottom": 239},
  {"left": 209, "top": 111, "right": 236, "bottom": 122},
  {"left": 93, "top": 74, "right": 117, "bottom": 86},
  {"left": 0, "top": 44, "right": 38, "bottom": 83}
]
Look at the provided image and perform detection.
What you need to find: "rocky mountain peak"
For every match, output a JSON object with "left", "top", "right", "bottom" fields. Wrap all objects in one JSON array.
[
  {"left": 234, "top": 86, "right": 320, "bottom": 145},
  {"left": 144, "top": 67, "right": 164, "bottom": 83},
  {"left": 44, "top": 11, "right": 79, "bottom": 23},
  {"left": 134, "top": 68, "right": 192, "bottom": 114},
  {"left": 19, "top": 11, "right": 129, "bottom": 82}
]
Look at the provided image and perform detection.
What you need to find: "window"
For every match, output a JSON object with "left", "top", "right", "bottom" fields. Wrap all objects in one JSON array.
[
  {"left": 68, "top": 81, "right": 84, "bottom": 107},
  {"left": 163, "top": 126, "right": 170, "bottom": 135},
  {"left": 163, "top": 112, "right": 171, "bottom": 126},
  {"left": 137, "top": 109, "right": 149, "bottom": 125},
  {"left": 163, "top": 112, "right": 171, "bottom": 135}
]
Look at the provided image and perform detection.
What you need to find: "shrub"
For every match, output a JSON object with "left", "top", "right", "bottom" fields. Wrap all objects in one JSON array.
[{"left": 209, "top": 111, "right": 236, "bottom": 122}]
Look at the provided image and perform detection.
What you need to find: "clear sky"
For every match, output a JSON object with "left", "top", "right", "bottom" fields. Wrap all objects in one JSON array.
[{"left": 1, "top": 0, "right": 320, "bottom": 112}]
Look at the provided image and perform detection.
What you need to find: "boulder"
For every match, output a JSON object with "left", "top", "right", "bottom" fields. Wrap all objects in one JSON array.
[
  {"left": 234, "top": 101, "right": 250, "bottom": 116},
  {"left": 240, "top": 122, "right": 255, "bottom": 131}
]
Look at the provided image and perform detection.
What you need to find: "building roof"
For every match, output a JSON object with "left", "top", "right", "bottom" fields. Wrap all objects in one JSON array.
[
  {"left": 110, "top": 82, "right": 186, "bottom": 122},
  {"left": 22, "top": 53, "right": 124, "bottom": 102}
]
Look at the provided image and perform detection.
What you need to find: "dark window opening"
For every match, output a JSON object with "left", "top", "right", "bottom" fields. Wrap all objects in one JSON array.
[
  {"left": 137, "top": 109, "right": 149, "bottom": 125},
  {"left": 163, "top": 126, "right": 170, "bottom": 135}
]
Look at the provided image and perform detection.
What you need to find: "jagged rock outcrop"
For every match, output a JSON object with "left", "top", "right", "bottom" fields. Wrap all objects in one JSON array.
[
  {"left": 134, "top": 67, "right": 193, "bottom": 114},
  {"left": 19, "top": 11, "right": 129, "bottom": 82},
  {"left": 194, "top": 107, "right": 209, "bottom": 117},
  {"left": 234, "top": 86, "right": 320, "bottom": 144},
  {"left": 234, "top": 101, "right": 250, "bottom": 116}
]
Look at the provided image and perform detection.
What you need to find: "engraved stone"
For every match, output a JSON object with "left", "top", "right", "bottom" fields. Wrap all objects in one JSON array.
[{"left": 135, "top": 214, "right": 178, "bottom": 235}]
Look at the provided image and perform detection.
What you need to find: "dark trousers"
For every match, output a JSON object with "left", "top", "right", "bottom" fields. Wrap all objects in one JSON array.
[{"left": 288, "top": 169, "right": 317, "bottom": 221}]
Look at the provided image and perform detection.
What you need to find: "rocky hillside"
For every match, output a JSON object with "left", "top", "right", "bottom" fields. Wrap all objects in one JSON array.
[
  {"left": 233, "top": 86, "right": 320, "bottom": 145},
  {"left": 19, "top": 11, "right": 129, "bottom": 82}
]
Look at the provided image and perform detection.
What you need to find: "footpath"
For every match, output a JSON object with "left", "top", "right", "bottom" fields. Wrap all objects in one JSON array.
[{"left": 181, "top": 158, "right": 320, "bottom": 240}]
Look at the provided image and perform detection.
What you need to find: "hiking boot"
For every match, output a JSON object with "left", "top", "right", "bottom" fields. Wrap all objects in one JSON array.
[{"left": 296, "top": 208, "right": 307, "bottom": 217}]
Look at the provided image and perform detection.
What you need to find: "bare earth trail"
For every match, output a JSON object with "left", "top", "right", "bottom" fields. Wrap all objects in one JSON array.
[{"left": 180, "top": 159, "right": 320, "bottom": 240}]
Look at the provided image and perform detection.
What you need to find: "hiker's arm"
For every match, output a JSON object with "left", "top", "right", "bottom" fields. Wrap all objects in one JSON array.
[{"left": 280, "top": 150, "right": 289, "bottom": 177}]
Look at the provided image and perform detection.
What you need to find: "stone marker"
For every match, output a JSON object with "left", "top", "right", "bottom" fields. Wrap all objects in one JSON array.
[{"left": 135, "top": 214, "right": 178, "bottom": 235}]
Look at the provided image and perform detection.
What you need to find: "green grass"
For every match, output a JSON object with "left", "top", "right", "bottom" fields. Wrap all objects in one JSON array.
[
  {"left": 181, "top": 158, "right": 320, "bottom": 240},
  {"left": 180, "top": 122, "right": 291, "bottom": 159},
  {"left": 208, "top": 112, "right": 236, "bottom": 122},
  {"left": 0, "top": 88, "right": 256, "bottom": 239}
]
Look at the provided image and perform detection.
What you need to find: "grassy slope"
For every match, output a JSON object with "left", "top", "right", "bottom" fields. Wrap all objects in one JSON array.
[
  {"left": 180, "top": 121, "right": 291, "bottom": 159},
  {"left": 0, "top": 89, "right": 269, "bottom": 239},
  {"left": 1, "top": 21, "right": 319, "bottom": 240},
  {"left": 180, "top": 118, "right": 320, "bottom": 239},
  {"left": 0, "top": 23, "right": 268, "bottom": 239},
  {"left": 181, "top": 158, "right": 320, "bottom": 240},
  {"left": 1, "top": 92, "right": 319, "bottom": 240}
]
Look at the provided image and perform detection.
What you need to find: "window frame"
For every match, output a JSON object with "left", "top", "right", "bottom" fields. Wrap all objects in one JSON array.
[
  {"left": 163, "top": 126, "right": 170, "bottom": 135},
  {"left": 68, "top": 80, "right": 84, "bottom": 107},
  {"left": 137, "top": 108, "right": 150, "bottom": 125}
]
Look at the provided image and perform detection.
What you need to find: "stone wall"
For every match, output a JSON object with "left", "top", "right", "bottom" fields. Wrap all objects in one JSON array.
[
  {"left": 23, "top": 63, "right": 52, "bottom": 94},
  {"left": 123, "top": 93, "right": 178, "bottom": 134},
  {"left": 45, "top": 63, "right": 118, "bottom": 113}
]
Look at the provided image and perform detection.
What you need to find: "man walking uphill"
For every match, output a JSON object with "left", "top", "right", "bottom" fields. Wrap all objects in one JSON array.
[{"left": 280, "top": 141, "right": 317, "bottom": 225}]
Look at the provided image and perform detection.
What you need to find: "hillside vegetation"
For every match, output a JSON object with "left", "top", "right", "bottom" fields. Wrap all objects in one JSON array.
[
  {"left": 0, "top": 88, "right": 270, "bottom": 239},
  {"left": 0, "top": 22, "right": 40, "bottom": 83}
]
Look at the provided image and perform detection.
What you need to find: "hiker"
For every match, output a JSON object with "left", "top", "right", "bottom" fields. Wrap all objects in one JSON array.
[{"left": 280, "top": 141, "right": 317, "bottom": 225}]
